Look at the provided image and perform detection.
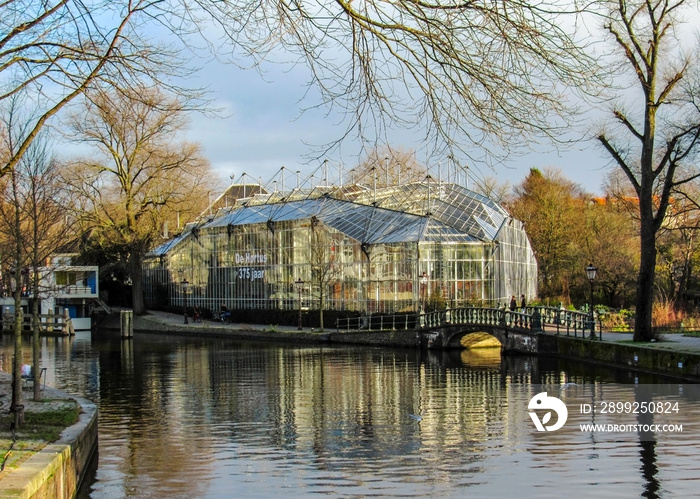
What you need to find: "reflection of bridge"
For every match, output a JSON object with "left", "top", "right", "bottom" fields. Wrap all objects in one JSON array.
[{"left": 336, "top": 306, "right": 599, "bottom": 353}]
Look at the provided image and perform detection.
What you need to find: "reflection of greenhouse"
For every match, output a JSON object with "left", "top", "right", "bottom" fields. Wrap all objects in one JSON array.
[{"left": 143, "top": 181, "right": 537, "bottom": 314}]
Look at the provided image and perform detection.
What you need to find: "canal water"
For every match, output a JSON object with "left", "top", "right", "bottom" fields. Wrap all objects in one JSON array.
[{"left": 2, "top": 330, "right": 699, "bottom": 498}]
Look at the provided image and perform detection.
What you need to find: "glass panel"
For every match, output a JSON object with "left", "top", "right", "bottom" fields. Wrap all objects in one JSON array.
[{"left": 145, "top": 183, "right": 537, "bottom": 312}]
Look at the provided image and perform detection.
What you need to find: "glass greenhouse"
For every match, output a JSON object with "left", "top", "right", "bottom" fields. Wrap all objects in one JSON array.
[{"left": 143, "top": 181, "right": 537, "bottom": 314}]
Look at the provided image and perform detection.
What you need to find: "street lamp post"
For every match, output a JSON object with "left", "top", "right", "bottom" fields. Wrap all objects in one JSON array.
[
  {"left": 182, "top": 278, "right": 189, "bottom": 325},
  {"left": 420, "top": 272, "right": 428, "bottom": 312},
  {"left": 295, "top": 278, "right": 304, "bottom": 330},
  {"left": 586, "top": 264, "right": 597, "bottom": 339}
]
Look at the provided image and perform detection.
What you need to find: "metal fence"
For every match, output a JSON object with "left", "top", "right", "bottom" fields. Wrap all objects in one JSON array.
[{"left": 335, "top": 314, "right": 417, "bottom": 332}]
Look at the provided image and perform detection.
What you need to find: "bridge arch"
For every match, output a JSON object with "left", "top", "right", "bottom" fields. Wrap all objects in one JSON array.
[
  {"left": 441, "top": 328, "right": 507, "bottom": 349},
  {"left": 455, "top": 331, "right": 503, "bottom": 349},
  {"left": 422, "top": 324, "right": 538, "bottom": 353},
  {"left": 422, "top": 324, "right": 509, "bottom": 349}
]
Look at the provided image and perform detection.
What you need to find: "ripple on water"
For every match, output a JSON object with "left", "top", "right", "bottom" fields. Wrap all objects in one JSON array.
[{"left": 3, "top": 334, "right": 697, "bottom": 498}]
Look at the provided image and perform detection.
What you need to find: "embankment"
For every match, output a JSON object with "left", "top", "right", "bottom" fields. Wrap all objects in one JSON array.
[
  {"left": 123, "top": 313, "right": 700, "bottom": 380},
  {"left": 538, "top": 334, "right": 700, "bottom": 380},
  {"left": 0, "top": 390, "right": 97, "bottom": 499}
]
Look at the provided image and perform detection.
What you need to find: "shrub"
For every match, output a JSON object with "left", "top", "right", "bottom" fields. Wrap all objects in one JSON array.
[
  {"left": 425, "top": 286, "right": 447, "bottom": 312},
  {"left": 681, "top": 315, "right": 700, "bottom": 331},
  {"left": 652, "top": 298, "right": 683, "bottom": 329},
  {"left": 601, "top": 312, "right": 631, "bottom": 332}
]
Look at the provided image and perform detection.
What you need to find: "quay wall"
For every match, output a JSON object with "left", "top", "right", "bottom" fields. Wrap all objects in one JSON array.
[
  {"left": 123, "top": 315, "right": 700, "bottom": 380},
  {"left": 125, "top": 314, "right": 422, "bottom": 347},
  {"left": 0, "top": 394, "right": 97, "bottom": 499},
  {"left": 538, "top": 334, "right": 700, "bottom": 379}
]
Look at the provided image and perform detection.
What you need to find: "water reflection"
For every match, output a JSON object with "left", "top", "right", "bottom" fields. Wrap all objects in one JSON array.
[{"left": 1, "top": 331, "right": 698, "bottom": 498}]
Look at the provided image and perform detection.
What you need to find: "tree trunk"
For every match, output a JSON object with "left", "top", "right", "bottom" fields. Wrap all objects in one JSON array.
[
  {"left": 634, "top": 222, "right": 656, "bottom": 341},
  {"left": 675, "top": 232, "right": 693, "bottom": 307},
  {"left": 319, "top": 287, "right": 324, "bottom": 330},
  {"left": 10, "top": 293, "right": 23, "bottom": 417},
  {"left": 32, "top": 292, "right": 41, "bottom": 401},
  {"left": 129, "top": 250, "right": 146, "bottom": 315}
]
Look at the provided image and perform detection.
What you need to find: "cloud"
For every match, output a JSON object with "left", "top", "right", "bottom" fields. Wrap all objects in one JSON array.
[{"left": 178, "top": 47, "right": 614, "bottom": 195}]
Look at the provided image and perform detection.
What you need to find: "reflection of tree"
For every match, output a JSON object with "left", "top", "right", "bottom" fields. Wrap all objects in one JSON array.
[
  {"left": 639, "top": 440, "right": 660, "bottom": 498},
  {"left": 96, "top": 343, "right": 214, "bottom": 499},
  {"left": 48, "top": 334, "right": 681, "bottom": 495},
  {"left": 636, "top": 387, "right": 660, "bottom": 498}
]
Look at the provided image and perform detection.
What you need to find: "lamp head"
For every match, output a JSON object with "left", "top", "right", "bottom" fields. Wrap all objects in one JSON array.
[{"left": 586, "top": 264, "right": 597, "bottom": 281}]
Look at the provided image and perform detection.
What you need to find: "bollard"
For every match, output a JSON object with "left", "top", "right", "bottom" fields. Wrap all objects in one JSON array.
[
  {"left": 62, "top": 309, "right": 76, "bottom": 336},
  {"left": 121, "top": 310, "right": 134, "bottom": 338}
]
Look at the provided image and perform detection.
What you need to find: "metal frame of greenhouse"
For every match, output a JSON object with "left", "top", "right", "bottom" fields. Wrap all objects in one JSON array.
[{"left": 142, "top": 179, "right": 537, "bottom": 315}]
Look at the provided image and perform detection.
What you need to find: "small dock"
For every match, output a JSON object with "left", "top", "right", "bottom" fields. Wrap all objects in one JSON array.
[{"left": 1, "top": 313, "right": 75, "bottom": 335}]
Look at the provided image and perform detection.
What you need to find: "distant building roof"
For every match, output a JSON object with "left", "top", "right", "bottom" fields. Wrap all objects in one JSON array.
[{"left": 204, "top": 183, "right": 268, "bottom": 215}]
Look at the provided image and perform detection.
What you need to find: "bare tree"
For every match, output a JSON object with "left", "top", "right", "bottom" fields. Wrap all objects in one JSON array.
[
  {"left": 656, "top": 179, "right": 700, "bottom": 305},
  {"left": 0, "top": 103, "right": 31, "bottom": 416},
  {"left": 473, "top": 176, "right": 512, "bottom": 205},
  {"left": 349, "top": 146, "right": 427, "bottom": 186},
  {"left": 187, "top": 1, "right": 596, "bottom": 162},
  {"left": 0, "top": 0, "right": 193, "bottom": 180},
  {"left": 0, "top": 98, "right": 69, "bottom": 406},
  {"left": 63, "top": 86, "right": 216, "bottom": 315},
  {"left": 595, "top": 0, "right": 700, "bottom": 341},
  {"left": 309, "top": 216, "right": 340, "bottom": 330},
  {"left": 24, "top": 146, "right": 67, "bottom": 401}
]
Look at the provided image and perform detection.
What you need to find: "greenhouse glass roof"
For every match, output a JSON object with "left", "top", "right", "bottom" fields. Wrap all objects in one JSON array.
[{"left": 151, "top": 182, "right": 511, "bottom": 256}]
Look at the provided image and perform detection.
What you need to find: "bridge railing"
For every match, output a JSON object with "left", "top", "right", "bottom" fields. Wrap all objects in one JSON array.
[
  {"left": 534, "top": 306, "right": 596, "bottom": 338},
  {"left": 421, "top": 307, "right": 534, "bottom": 330},
  {"left": 335, "top": 306, "right": 599, "bottom": 338},
  {"left": 421, "top": 306, "right": 597, "bottom": 337}
]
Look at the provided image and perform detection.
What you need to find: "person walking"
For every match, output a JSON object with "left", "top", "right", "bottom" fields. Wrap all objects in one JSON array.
[
  {"left": 520, "top": 294, "right": 526, "bottom": 311},
  {"left": 509, "top": 296, "right": 517, "bottom": 311}
]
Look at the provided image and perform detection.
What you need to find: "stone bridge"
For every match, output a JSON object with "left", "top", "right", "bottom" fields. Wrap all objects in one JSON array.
[
  {"left": 334, "top": 306, "right": 596, "bottom": 353},
  {"left": 417, "top": 306, "right": 594, "bottom": 353}
]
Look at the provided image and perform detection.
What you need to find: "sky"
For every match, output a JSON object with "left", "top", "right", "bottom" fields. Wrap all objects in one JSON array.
[
  {"left": 174, "top": 1, "right": 700, "bottom": 202},
  {"left": 184, "top": 55, "right": 615, "bottom": 198}
]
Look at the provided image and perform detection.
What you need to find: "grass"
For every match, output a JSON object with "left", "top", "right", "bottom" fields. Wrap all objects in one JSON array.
[
  {"left": 23, "top": 405, "right": 80, "bottom": 437},
  {"left": 0, "top": 399, "right": 80, "bottom": 474},
  {"left": 615, "top": 339, "right": 658, "bottom": 345}
]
